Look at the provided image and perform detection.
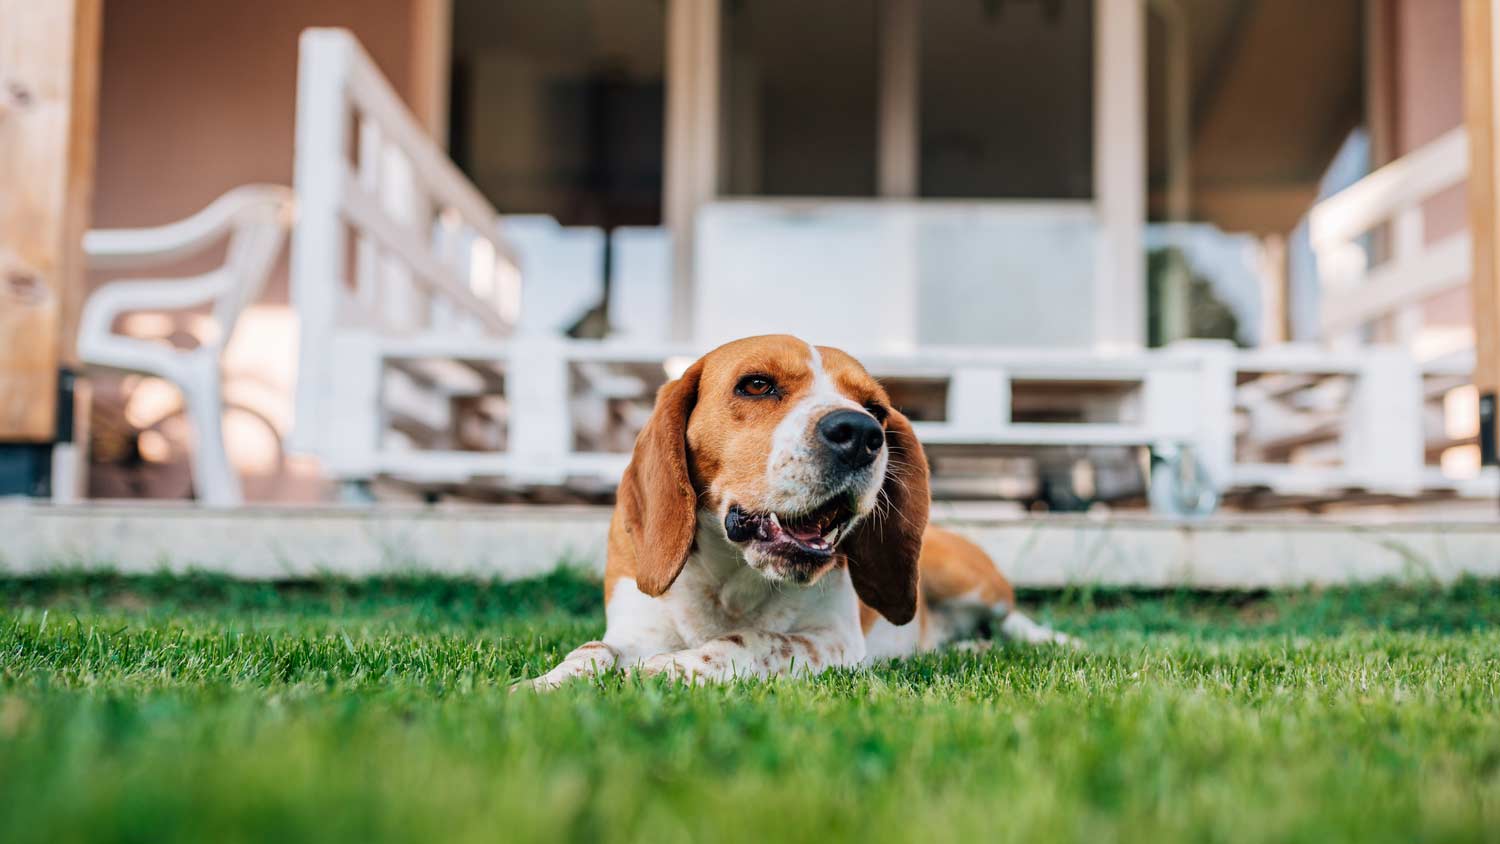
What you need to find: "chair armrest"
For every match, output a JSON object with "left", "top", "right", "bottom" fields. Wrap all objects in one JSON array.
[
  {"left": 76, "top": 271, "right": 236, "bottom": 362},
  {"left": 81, "top": 273, "right": 235, "bottom": 320},
  {"left": 77, "top": 272, "right": 239, "bottom": 380},
  {"left": 84, "top": 185, "right": 293, "bottom": 270}
]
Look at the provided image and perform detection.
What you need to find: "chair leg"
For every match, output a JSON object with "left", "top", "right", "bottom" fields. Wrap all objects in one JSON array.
[{"left": 184, "top": 364, "right": 243, "bottom": 507}]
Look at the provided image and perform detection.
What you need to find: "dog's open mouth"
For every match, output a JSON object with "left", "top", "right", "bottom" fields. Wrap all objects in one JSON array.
[{"left": 724, "top": 495, "right": 858, "bottom": 562}]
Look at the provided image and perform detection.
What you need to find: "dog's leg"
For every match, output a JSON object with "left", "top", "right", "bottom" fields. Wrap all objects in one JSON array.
[
  {"left": 924, "top": 592, "right": 1078, "bottom": 649},
  {"left": 997, "top": 610, "right": 1078, "bottom": 647},
  {"left": 525, "top": 641, "right": 620, "bottom": 691},
  {"left": 919, "top": 527, "right": 1078, "bottom": 649},
  {"left": 634, "top": 627, "right": 862, "bottom": 684},
  {"left": 523, "top": 578, "right": 688, "bottom": 691}
]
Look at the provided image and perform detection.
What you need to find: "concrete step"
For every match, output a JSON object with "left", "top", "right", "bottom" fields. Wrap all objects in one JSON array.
[{"left": 3, "top": 501, "right": 1498, "bottom": 589}]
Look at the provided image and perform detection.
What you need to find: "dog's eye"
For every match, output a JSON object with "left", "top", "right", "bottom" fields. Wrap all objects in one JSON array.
[
  {"left": 736, "top": 375, "right": 778, "bottom": 398},
  {"left": 864, "top": 402, "right": 889, "bottom": 422}
]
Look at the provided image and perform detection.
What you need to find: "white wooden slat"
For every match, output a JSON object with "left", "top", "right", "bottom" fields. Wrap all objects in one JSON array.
[
  {"left": 913, "top": 423, "right": 1161, "bottom": 447},
  {"left": 945, "top": 369, "right": 1010, "bottom": 431},
  {"left": 1232, "top": 463, "right": 1352, "bottom": 495},
  {"left": 329, "top": 29, "right": 520, "bottom": 270},
  {"left": 1393, "top": 204, "right": 1426, "bottom": 261},
  {"left": 1309, "top": 127, "right": 1468, "bottom": 249},
  {"left": 340, "top": 178, "right": 510, "bottom": 335},
  {"left": 370, "top": 450, "right": 631, "bottom": 484},
  {"left": 1320, "top": 232, "right": 1471, "bottom": 336},
  {"left": 290, "top": 28, "right": 354, "bottom": 456},
  {"left": 1232, "top": 346, "right": 1368, "bottom": 375},
  {"left": 355, "top": 117, "right": 382, "bottom": 313}
]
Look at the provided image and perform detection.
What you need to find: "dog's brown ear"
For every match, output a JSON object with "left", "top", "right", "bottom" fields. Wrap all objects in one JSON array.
[
  {"left": 845, "top": 408, "right": 930, "bottom": 625},
  {"left": 618, "top": 361, "right": 703, "bottom": 596}
]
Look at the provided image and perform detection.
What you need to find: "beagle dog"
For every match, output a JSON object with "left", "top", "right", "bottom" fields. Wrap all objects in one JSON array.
[{"left": 528, "top": 335, "right": 1072, "bottom": 689}]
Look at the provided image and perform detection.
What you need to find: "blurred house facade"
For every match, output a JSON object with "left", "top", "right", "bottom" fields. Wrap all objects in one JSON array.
[{"left": 5, "top": 0, "right": 1493, "bottom": 510}]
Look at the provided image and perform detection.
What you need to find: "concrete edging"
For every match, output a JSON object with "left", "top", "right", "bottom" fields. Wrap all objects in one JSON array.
[{"left": 3, "top": 503, "right": 1498, "bottom": 588}]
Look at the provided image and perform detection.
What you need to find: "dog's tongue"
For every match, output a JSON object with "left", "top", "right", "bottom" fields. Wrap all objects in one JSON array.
[{"left": 781, "top": 517, "right": 825, "bottom": 542}]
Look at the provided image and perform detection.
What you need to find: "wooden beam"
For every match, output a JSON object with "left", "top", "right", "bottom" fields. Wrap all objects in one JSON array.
[
  {"left": 1149, "top": 0, "right": 1191, "bottom": 222},
  {"left": 1365, "top": 0, "right": 1397, "bottom": 169},
  {"left": 0, "top": 0, "right": 101, "bottom": 442},
  {"left": 1463, "top": 0, "right": 1500, "bottom": 464},
  {"left": 878, "top": 0, "right": 919, "bottom": 198},
  {"left": 410, "top": 0, "right": 452, "bottom": 147},
  {"left": 1180, "top": 182, "right": 1320, "bottom": 235}
]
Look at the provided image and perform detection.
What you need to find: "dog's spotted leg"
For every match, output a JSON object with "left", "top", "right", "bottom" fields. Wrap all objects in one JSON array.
[
  {"left": 524, "top": 641, "right": 620, "bottom": 691},
  {"left": 633, "top": 628, "right": 862, "bottom": 684},
  {"left": 998, "top": 611, "right": 1079, "bottom": 647},
  {"left": 521, "top": 576, "right": 689, "bottom": 692}
]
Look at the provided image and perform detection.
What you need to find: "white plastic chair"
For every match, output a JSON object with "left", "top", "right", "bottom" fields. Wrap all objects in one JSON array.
[{"left": 78, "top": 185, "right": 294, "bottom": 506}]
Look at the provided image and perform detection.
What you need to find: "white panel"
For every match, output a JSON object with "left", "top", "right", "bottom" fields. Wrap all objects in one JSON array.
[
  {"left": 608, "top": 227, "right": 674, "bottom": 343},
  {"left": 505, "top": 215, "right": 607, "bottom": 336},
  {"left": 694, "top": 202, "right": 919, "bottom": 350},
  {"left": 915, "top": 210, "right": 1097, "bottom": 347},
  {"left": 694, "top": 200, "right": 1097, "bottom": 350}
]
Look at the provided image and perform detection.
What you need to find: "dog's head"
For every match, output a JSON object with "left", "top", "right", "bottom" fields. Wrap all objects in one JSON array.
[{"left": 616, "top": 335, "right": 930, "bottom": 624}]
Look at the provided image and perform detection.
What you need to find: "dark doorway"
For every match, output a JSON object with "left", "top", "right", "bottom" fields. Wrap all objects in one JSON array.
[{"left": 449, "top": 0, "right": 666, "bottom": 229}]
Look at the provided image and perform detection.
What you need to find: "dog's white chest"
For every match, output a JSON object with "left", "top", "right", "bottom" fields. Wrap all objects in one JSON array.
[
  {"left": 716, "top": 566, "right": 774, "bottom": 618},
  {"left": 657, "top": 554, "right": 848, "bottom": 650}
]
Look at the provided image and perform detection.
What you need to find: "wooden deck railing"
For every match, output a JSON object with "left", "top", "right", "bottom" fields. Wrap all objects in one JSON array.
[{"left": 1309, "top": 127, "right": 1471, "bottom": 352}]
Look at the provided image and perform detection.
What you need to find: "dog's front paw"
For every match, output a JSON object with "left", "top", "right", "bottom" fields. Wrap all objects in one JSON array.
[
  {"left": 513, "top": 673, "right": 564, "bottom": 693},
  {"left": 634, "top": 651, "right": 717, "bottom": 685}
]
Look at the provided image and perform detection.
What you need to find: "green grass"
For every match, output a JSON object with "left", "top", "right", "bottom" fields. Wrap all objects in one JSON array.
[{"left": 2, "top": 571, "right": 1499, "bottom": 844}]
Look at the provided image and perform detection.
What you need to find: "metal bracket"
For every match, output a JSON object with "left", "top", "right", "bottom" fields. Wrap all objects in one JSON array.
[{"left": 1481, "top": 392, "right": 1497, "bottom": 467}]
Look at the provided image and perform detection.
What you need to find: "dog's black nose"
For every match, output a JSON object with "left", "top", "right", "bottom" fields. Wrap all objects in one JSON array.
[{"left": 817, "top": 409, "right": 884, "bottom": 470}]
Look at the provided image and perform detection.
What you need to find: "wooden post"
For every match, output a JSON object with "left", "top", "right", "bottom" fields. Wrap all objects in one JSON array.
[
  {"left": 663, "top": 0, "right": 722, "bottom": 342},
  {"left": 1094, "top": 0, "right": 1147, "bottom": 350},
  {"left": 1257, "top": 233, "right": 1290, "bottom": 345},
  {"left": 410, "top": 0, "right": 452, "bottom": 147},
  {"left": 1365, "top": 0, "right": 1397, "bottom": 170},
  {"left": 1463, "top": 0, "right": 1500, "bottom": 465},
  {"left": 1150, "top": 0, "right": 1191, "bottom": 222},
  {"left": 0, "top": 0, "right": 101, "bottom": 444},
  {"left": 878, "top": 0, "right": 919, "bottom": 199}
]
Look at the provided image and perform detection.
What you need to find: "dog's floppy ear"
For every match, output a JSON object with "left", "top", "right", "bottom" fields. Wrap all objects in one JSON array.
[
  {"left": 845, "top": 408, "right": 930, "bottom": 625},
  {"left": 618, "top": 361, "right": 703, "bottom": 596}
]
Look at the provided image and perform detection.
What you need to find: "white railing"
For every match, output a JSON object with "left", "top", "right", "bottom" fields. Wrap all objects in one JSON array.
[
  {"left": 1309, "top": 127, "right": 1470, "bottom": 353},
  {"left": 860, "top": 344, "right": 1230, "bottom": 464},
  {"left": 1230, "top": 345, "right": 1425, "bottom": 497},
  {"left": 291, "top": 29, "right": 689, "bottom": 491},
  {"left": 1258, "top": 127, "right": 1496, "bottom": 500},
  {"left": 287, "top": 29, "right": 1491, "bottom": 509},
  {"left": 290, "top": 28, "right": 522, "bottom": 473},
  {"left": 1229, "top": 345, "right": 1495, "bottom": 502}
]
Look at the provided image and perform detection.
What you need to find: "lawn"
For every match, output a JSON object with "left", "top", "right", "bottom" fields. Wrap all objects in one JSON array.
[{"left": 2, "top": 570, "right": 1498, "bottom": 844}]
